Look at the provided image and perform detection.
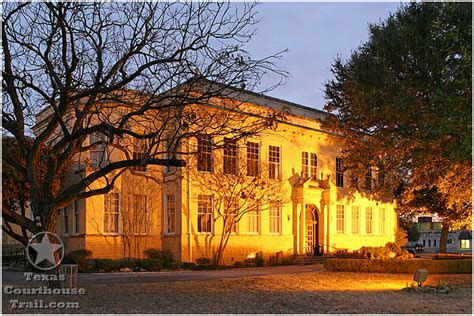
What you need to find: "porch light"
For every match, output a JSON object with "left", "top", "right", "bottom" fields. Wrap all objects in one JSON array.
[{"left": 413, "top": 269, "right": 428, "bottom": 287}]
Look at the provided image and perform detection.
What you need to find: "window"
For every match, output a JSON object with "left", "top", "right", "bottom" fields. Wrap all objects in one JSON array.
[
  {"left": 223, "top": 138, "right": 238, "bottom": 175},
  {"left": 336, "top": 205, "right": 345, "bottom": 234},
  {"left": 434, "top": 239, "right": 437, "bottom": 247},
  {"left": 247, "top": 203, "right": 260, "bottom": 234},
  {"left": 197, "top": 195, "right": 213, "bottom": 233},
  {"left": 365, "top": 167, "right": 372, "bottom": 191},
  {"left": 269, "top": 145, "right": 281, "bottom": 180},
  {"left": 422, "top": 239, "right": 426, "bottom": 247},
  {"left": 165, "top": 194, "right": 176, "bottom": 234},
  {"left": 225, "top": 198, "right": 239, "bottom": 234},
  {"left": 246, "top": 142, "right": 259, "bottom": 176},
  {"left": 131, "top": 139, "right": 147, "bottom": 172},
  {"left": 269, "top": 203, "right": 282, "bottom": 234},
  {"left": 460, "top": 239, "right": 470, "bottom": 249},
  {"left": 301, "top": 152, "right": 309, "bottom": 178},
  {"left": 379, "top": 208, "right": 385, "bottom": 235},
  {"left": 104, "top": 193, "right": 120, "bottom": 234},
  {"left": 365, "top": 207, "right": 373, "bottom": 234},
  {"left": 90, "top": 132, "right": 107, "bottom": 168},
  {"left": 336, "top": 158, "right": 344, "bottom": 187},
  {"left": 197, "top": 135, "right": 213, "bottom": 172},
  {"left": 72, "top": 200, "right": 80, "bottom": 235},
  {"left": 351, "top": 206, "right": 360, "bottom": 234},
  {"left": 63, "top": 208, "right": 69, "bottom": 236},
  {"left": 310, "top": 153, "right": 318, "bottom": 180},
  {"left": 302, "top": 152, "right": 317, "bottom": 180},
  {"left": 428, "top": 239, "right": 431, "bottom": 247},
  {"left": 132, "top": 194, "right": 148, "bottom": 234}
]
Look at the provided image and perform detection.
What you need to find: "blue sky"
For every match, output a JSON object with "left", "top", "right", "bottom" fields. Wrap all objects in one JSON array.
[{"left": 246, "top": 2, "right": 403, "bottom": 110}]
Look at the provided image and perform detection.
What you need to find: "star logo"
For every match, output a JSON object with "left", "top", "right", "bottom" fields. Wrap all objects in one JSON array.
[{"left": 26, "top": 232, "right": 64, "bottom": 271}]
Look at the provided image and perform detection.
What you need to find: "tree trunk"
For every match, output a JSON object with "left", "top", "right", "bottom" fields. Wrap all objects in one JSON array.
[{"left": 439, "top": 224, "right": 449, "bottom": 253}]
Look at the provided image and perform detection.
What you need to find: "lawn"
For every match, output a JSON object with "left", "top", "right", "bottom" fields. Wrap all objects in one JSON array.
[{"left": 2, "top": 271, "right": 472, "bottom": 314}]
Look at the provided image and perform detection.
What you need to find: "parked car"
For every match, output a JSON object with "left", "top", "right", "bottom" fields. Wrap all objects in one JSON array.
[{"left": 402, "top": 243, "right": 424, "bottom": 255}]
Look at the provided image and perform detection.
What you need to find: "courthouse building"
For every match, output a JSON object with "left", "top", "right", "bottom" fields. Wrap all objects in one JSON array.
[{"left": 35, "top": 80, "right": 398, "bottom": 263}]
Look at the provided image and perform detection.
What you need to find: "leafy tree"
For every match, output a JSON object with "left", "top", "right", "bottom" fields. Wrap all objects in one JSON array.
[
  {"left": 191, "top": 153, "right": 286, "bottom": 266},
  {"left": 2, "top": 2, "right": 286, "bottom": 244},
  {"left": 323, "top": 3, "right": 471, "bottom": 253},
  {"left": 399, "top": 217, "right": 421, "bottom": 243}
]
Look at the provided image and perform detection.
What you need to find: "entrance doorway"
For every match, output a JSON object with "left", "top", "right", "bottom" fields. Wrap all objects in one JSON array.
[{"left": 305, "top": 204, "right": 321, "bottom": 256}]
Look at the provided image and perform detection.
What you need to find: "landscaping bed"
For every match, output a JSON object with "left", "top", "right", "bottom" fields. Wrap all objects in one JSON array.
[{"left": 323, "top": 258, "right": 472, "bottom": 274}]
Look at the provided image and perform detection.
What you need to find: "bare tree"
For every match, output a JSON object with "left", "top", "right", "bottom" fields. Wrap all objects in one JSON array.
[
  {"left": 191, "top": 147, "right": 286, "bottom": 266},
  {"left": 2, "top": 2, "right": 287, "bottom": 244}
]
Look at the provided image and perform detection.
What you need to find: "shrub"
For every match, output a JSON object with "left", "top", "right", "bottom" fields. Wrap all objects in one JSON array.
[
  {"left": 233, "top": 261, "right": 244, "bottom": 268},
  {"left": 135, "top": 259, "right": 163, "bottom": 271},
  {"left": 179, "top": 262, "right": 196, "bottom": 270},
  {"left": 323, "top": 259, "right": 472, "bottom": 274},
  {"left": 359, "top": 246, "right": 391, "bottom": 259},
  {"left": 385, "top": 242, "right": 399, "bottom": 254},
  {"left": 92, "top": 258, "right": 120, "bottom": 272},
  {"left": 144, "top": 249, "right": 173, "bottom": 268},
  {"left": 195, "top": 257, "right": 212, "bottom": 266},
  {"left": 63, "top": 249, "right": 92, "bottom": 272}
]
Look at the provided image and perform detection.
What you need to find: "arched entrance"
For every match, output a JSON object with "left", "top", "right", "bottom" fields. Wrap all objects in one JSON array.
[{"left": 305, "top": 204, "right": 321, "bottom": 256}]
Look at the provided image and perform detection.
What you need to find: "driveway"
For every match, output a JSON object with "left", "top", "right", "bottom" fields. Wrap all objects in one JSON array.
[{"left": 2, "top": 264, "right": 324, "bottom": 285}]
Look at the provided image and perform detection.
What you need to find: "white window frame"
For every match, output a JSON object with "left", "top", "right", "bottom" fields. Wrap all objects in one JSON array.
[
  {"left": 351, "top": 206, "right": 359, "bottom": 234},
  {"left": 197, "top": 195, "right": 213, "bottom": 234},
  {"left": 310, "top": 153, "right": 318, "bottom": 181},
  {"left": 90, "top": 132, "right": 108, "bottom": 169},
  {"left": 197, "top": 135, "right": 213, "bottom": 172},
  {"left": 104, "top": 192, "right": 120, "bottom": 235},
  {"left": 131, "top": 138, "right": 147, "bottom": 172},
  {"left": 246, "top": 141, "right": 259, "bottom": 176},
  {"left": 268, "top": 145, "right": 281, "bottom": 180},
  {"left": 269, "top": 203, "right": 282, "bottom": 234},
  {"left": 223, "top": 138, "right": 238, "bottom": 175},
  {"left": 366, "top": 207, "right": 373, "bottom": 234},
  {"left": 63, "top": 208, "right": 69, "bottom": 236},
  {"left": 165, "top": 194, "right": 176, "bottom": 235},
  {"left": 336, "top": 205, "right": 345, "bottom": 234},
  {"left": 72, "top": 200, "right": 80, "bottom": 235},
  {"left": 301, "top": 152, "right": 309, "bottom": 178},
  {"left": 247, "top": 202, "right": 261, "bottom": 234}
]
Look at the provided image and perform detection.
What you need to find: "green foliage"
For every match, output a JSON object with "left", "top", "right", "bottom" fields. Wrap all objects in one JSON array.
[
  {"left": 90, "top": 258, "right": 168, "bottom": 272},
  {"left": 179, "top": 262, "right": 196, "bottom": 270},
  {"left": 195, "top": 257, "right": 212, "bottom": 266},
  {"left": 135, "top": 259, "right": 163, "bottom": 271},
  {"left": 63, "top": 249, "right": 92, "bottom": 272},
  {"left": 324, "top": 259, "right": 472, "bottom": 274},
  {"left": 400, "top": 218, "right": 421, "bottom": 243},
  {"left": 323, "top": 2, "right": 472, "bottom": 236},
  {"left": 143, "top": 249, "right": 173, "bottom": 268},
  {"left": 92, "top": 259, "right": 120, "bottom": 272},
  {"left": 233, "top": 261, "right": 244, "bottom": 268}
]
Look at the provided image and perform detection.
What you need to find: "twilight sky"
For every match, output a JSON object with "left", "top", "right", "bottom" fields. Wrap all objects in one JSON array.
[{"left": 246, "top": 2, "right": 403, "bottom": 111}]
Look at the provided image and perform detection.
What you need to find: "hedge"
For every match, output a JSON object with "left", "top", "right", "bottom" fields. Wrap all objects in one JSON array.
[{"left": 323, "top": 259, "right": 472, "bottom": 274}]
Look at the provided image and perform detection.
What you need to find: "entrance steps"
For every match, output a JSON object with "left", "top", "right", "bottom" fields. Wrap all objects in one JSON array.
[{"left": 293, "top": 255, "right": 333, "bottom": 265}]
